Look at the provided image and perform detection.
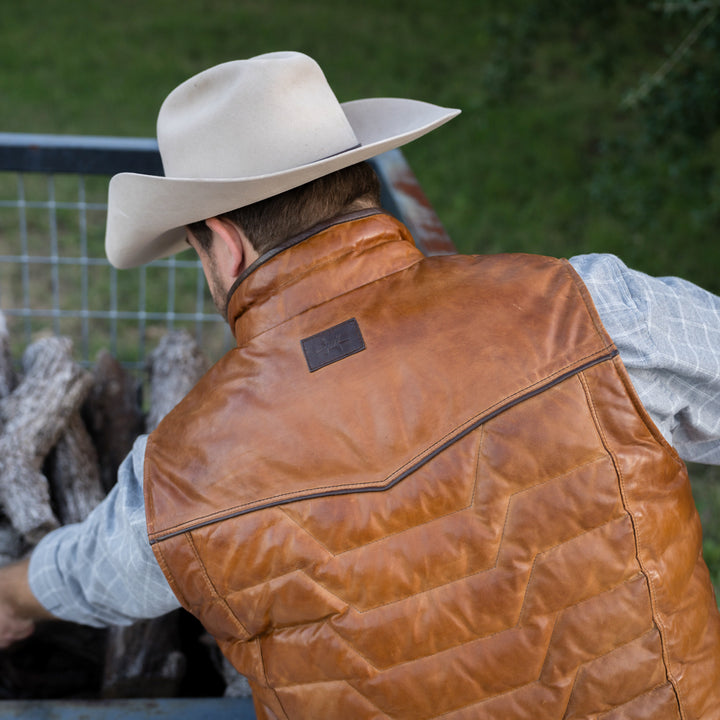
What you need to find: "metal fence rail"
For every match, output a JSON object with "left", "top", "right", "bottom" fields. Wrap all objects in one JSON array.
[{"left": 0, "top": 133, "right": 454, "bottom": 373}]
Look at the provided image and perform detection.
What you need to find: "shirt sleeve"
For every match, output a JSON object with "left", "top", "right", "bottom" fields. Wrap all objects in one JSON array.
[
  {"left": 570, "top": 253, "right": 720, "bottom": 465},
  {"left": 28, "top": 434, "right": 181, "bottom": 627}
]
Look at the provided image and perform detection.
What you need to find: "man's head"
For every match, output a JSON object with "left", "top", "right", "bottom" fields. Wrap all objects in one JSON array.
[
  {"left": 104, "top": 51, "right": 459, "bottom": 270},
  {"left": 186, "top": 161, "right": 381, "bottom": 315},
  {"left": 188, "top": 160, "right": 381, "bottom": 255}
]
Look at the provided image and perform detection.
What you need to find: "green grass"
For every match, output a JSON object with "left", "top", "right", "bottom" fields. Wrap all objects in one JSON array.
[
  {"left": 2, "top": 0, "right": 720, "bottom": 593},
  {"left": 3, "top": 0, "right": 716, "bottom": 288},
  {"left": 690, "top": 464, "right": 720, "bottom": 596}
]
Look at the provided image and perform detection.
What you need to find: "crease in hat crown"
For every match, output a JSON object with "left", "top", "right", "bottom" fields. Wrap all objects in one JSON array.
[
  {"left": 158, "top": 52, "right": 359, "bottom": 180},
  {"left": 105, "top": 50, "right": 460, "bottom": 269}
]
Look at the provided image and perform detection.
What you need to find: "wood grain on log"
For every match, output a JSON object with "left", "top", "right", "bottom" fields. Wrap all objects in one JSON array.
[
  {"left": 49, "top": 412, "right": 105, "bottom": 526},
  {"left": 101, "top": 614, "right": 186, "bottom": 699},
  {"left": 0, "top": 520, "right": 22, "bottom": 567},
  {"left": 102, "top": 330, "right": 207, "bottom": 698},
  {"left": 82, "top": 350, "right": 144, "bottom": 494},
  {"left": 0, "top": 327, "right": 232, "bottom": 700},
  {"left": 146, "top": 330, "right": 207, "bottom": 432},
  {"left": 0, "top": 337, "right": 92, "bottom": 543},
  {"left": 0, "top": 311, "right": 17, "bottom": 401}
]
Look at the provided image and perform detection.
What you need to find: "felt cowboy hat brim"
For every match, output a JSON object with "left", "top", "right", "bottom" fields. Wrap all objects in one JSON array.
[{"left": 105, "top": 52, "right": 460, "bottom": 269}]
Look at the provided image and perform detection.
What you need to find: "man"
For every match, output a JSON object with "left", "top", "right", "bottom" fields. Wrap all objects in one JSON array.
[{"left": 1, "top": 51, "right": 720, "bottom": 719}]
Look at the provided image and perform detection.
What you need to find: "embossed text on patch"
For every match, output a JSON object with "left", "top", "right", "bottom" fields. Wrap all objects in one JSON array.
[{"left": 301, "top": 318, "right": 366, "bottom": 372}]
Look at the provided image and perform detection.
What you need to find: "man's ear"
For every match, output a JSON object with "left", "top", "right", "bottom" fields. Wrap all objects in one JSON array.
[{"left": 205, "top": 217, "right": 251, "bottom": 278}]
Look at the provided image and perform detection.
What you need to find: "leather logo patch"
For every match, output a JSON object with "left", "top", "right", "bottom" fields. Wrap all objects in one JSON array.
[{"left": 301, "top": 318, "right": 366, "bottom": 372}]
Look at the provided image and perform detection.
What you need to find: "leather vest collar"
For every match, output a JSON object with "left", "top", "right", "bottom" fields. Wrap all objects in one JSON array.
[{"left": 225, "top": 211, "right": 425, "bottom": 347}]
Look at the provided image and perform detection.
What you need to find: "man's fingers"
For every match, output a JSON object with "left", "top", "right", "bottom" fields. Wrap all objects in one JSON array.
[
  {"left": 0, "top": 557, "right": 54, "bottom": 649},
  {"left": 0, "top": 618, "right": 35, "bottom": 649}
]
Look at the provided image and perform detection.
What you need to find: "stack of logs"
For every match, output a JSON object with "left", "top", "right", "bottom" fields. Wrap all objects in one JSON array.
[{"left": 0, "top": 310, "right": 249, "bottom": 700}]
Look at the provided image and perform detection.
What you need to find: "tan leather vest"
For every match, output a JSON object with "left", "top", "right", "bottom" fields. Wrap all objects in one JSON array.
[{"left": 145, "top": 213, "right": 720, "bottom": 719}]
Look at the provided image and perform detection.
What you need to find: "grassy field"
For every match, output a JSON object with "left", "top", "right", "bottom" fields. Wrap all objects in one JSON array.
[
  {"left": 1, "top": 1, "right": 719, "bottom": 587},
  {"left": 2, "top": 0, "right": 719, "bottom": 287}
]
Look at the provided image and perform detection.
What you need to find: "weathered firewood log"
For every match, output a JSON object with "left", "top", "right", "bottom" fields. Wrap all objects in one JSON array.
[
  {"left": 82, "top": 350, "right": 144, "bottom": 494},
  {"left": 145, "top": 330, "right": 208, "bottom": 432},
  {"left": 0, "top": 519, "right": 22, "bottom": 566},
  {"left": 102, "top": 331, "right": 208, "bottom": 698},
  {"left": 0, "top": 337, "right": 92, "bottom": 544},
  {"left": 0, "top": 311, "right": 17, "bottom": 401},
  {"left": 48, "top": 412, "right": 105, "bottom": 526},
  {"left": 0, "top": 315, "right": 22, "bottom": 565},
  {"left": 100, "top": 615, "right": 186, "bottom": 699}
]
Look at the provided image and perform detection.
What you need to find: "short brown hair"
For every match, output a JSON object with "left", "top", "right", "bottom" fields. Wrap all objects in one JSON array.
[{"left": 188, "top": 161, "right": 381, "bottom": 255}]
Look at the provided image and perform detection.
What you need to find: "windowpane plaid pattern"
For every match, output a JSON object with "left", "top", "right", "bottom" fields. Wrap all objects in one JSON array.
[
  {"left": 571, "top": 253, "right": 720, "bottom": 465},
  {"left": 29, "top": 435, "right": 180, "bottom": 626}
]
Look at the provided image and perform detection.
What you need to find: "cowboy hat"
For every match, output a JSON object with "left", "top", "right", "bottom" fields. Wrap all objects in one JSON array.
[{"left": 105, "top": 51, "right": 460, "bottom": 269}]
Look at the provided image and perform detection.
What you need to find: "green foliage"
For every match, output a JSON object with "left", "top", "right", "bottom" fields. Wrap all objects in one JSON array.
[
  {"left": 704, "top": 538, "right": 720, "bottom": 590},
  {"left": 689, "top": 464, "right": 720, "bottom": 596},
  {"left": 473, "top": 1, "right": 720, "bottom": 291}
]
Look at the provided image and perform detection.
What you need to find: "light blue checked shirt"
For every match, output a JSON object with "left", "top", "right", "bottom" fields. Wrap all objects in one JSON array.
[{"left": 28, "top": 253, "right": 720, "bottom": 627}]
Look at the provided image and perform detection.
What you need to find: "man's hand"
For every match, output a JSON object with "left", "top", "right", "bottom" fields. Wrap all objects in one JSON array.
[
  {"left": 0, "top": 557, "right": 54, "bottom": 649},
  {"left": 0, "top": 605, "right": 34, "bottom": 647}
]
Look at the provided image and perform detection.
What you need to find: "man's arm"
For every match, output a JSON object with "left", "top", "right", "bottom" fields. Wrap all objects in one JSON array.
[
  {"left": 571, "top": 253, "right": 720, "bottom": 464},
  {"left": 26, "top": 434, "right": 181, "bottom": 629},
  {"left": 0, "top": 556, "right": 55, "bottom": 648}
]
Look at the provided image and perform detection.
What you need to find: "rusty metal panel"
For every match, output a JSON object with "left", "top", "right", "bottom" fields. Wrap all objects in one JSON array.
[{"left": 371, "top": 149, "right": 457, "bottom": 257}]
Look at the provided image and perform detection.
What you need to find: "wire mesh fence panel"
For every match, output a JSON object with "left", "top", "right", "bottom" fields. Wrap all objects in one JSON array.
[
  {"left": 0, "top": 134, "right": 454, "bottom": 380},
  {"left": 0, "top": 165, "right": 232, "bottom": 373}
]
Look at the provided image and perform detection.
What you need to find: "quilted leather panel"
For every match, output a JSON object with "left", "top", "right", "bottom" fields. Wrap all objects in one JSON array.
[
  {"left": 146, "top": 216, "right": 720, "bottom": 718},
  {"left": 153, "top": 366, "right": 693, "bottom": 718}
]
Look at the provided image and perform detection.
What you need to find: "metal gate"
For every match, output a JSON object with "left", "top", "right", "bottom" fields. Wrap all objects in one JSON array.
[{"left": 0, "top": 132, "right": 454, "bottom": 372}]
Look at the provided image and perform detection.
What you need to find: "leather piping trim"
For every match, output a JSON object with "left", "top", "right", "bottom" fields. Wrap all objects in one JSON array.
[
  {"left": 223, "top": 208, "right": 384, "bottom": 320},
  {"left": 150, "top": 348, "right": 619, "bottom": 545}
]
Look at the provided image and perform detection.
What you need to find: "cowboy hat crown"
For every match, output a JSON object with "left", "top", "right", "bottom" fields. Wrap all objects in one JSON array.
[{"left": 105, "top": 51, "right": 460, "bottom": 269}]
